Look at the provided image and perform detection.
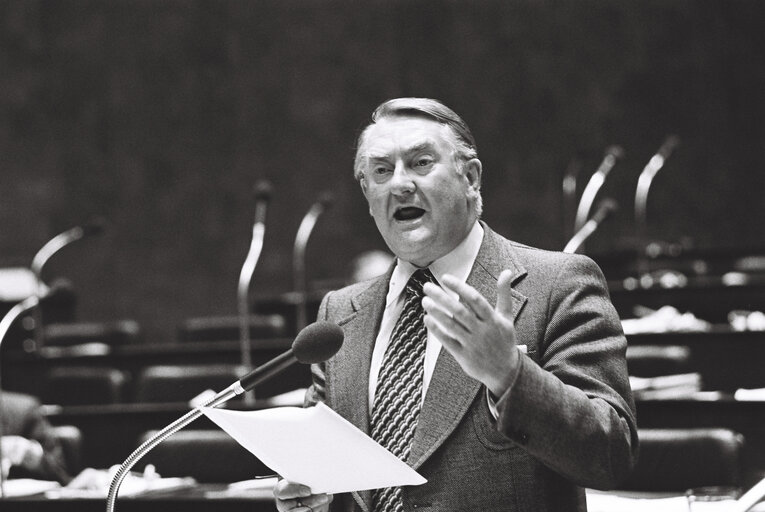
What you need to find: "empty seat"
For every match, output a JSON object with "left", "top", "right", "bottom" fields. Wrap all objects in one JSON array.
[
  {"left": 626, "top": 344, "right": 693, "bottom": 377},
  {"left": 136, "top": 429, "right": 270, "bottom": 482},
  {"left": 621, "top": 428, "right": 745, "bottom": 491},
  {"left": 42, "top": 366, "right": 129, "bottom": 405},
  {"left": 177, "top": 314, "right": 286, "bottom": 342},
  {"left": 134, "top": 364, "right": 248, "bottom": 403}
]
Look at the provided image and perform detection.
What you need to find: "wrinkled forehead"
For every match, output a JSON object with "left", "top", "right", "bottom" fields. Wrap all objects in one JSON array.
[{"left": 356, "top": 117, "right": 457, "bottom": 164}]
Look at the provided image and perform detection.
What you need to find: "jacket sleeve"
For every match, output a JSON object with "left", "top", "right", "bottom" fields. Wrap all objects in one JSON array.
[{"left": 494, "top": 254, "right": 638, "bottom": 489}]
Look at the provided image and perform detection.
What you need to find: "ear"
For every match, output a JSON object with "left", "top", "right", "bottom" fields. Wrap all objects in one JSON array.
[
  {"left": 463, "top": 158, "right": 482, "bottom": 193},
  {"left": 359, "top": 175, "right": 369, "bottom": 198}
]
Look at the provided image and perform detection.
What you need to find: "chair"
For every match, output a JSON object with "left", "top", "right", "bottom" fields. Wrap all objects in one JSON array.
[
  {"left": 620, "top": 428, "right": 745, "bottom": 492},
  {"left": 626, "top": 344, "right": 693, "bottom": 377},
  {"left": 43, "top": 319, "right": 141, "bottom": 346},
  {"left": 177, "top": 314, "right": 287, "bottom": 342},
  {"left": 133, "top": 364, "right": 248, "bottom": 403},
  {"left": 41, "top": 366, "right": 129, "bottom": 405},
  {"left": 136, "top": 429, "right": 271, "bottom": 483}
]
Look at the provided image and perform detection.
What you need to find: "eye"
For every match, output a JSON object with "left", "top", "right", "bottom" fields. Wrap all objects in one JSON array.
[{"left": 414, "top": 156, "right": 434, "bottom": 168}]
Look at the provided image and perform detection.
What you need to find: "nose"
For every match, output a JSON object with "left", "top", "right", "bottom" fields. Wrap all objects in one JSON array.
[{"left": 389, "top": 161, "right": 415, "bottom": 196}]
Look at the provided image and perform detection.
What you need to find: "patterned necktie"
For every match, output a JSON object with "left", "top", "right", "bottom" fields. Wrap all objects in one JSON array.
[{"left": 371, "top": 268, "right": 435, "bottom": 512}]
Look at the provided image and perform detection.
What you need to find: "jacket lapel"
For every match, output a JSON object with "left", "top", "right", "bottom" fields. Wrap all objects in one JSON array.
[{"left": 408, "top": 225, "right": 528, "bottom": 470}]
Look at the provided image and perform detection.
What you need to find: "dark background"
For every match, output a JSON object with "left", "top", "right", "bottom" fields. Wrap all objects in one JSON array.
[{"left": 1, "top": 0, "right": 764, "bottom": 344}]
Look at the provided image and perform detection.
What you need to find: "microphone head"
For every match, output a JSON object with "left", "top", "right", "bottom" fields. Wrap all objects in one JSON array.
[
  {"left": 317, "top": 192, "right": 335, "bottom": 209},
  {"left": 605, "top": 145, "right": 624, "bottom": 160},
  {"left": 253, "top": 180, "right": 274, "bottom": 202},
  {"left": 592, "top": 198, "right": 618, "bottom": 224},
  {"left": 81, "top": 217, "right": 107, "bottom": 237},
  {"left": 292, "top": 321, "right": 344, "bottom": 364}
]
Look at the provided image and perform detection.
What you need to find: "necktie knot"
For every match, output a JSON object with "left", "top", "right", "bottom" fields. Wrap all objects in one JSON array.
[{"left": 406, "top": 268, "right": 436, "bottom": 300}]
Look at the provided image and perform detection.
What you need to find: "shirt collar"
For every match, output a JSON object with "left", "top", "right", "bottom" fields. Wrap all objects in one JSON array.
[{"left": 385, "top": 221, "right": 484, "bottom": 306}]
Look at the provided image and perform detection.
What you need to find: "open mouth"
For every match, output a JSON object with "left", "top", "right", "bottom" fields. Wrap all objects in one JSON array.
[{"left": 394, "top": 207, "right": 425, "bottom": 221}]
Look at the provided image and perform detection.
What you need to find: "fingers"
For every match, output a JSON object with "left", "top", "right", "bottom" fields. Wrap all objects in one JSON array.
[{"left": 274, "top": 479, "right": 333, "bottom": 512}]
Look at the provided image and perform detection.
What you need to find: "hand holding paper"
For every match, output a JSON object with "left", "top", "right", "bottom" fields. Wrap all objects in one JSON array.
[{"left": 201, "top": 402, "right": 426, "bottom": 494}]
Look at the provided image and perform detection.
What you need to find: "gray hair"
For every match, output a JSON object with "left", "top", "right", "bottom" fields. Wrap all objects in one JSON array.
[{"left": 354, "top": 97, "right": 483, "bottom": 216}]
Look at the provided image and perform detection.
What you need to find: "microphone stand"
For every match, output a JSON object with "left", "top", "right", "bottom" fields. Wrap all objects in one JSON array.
[
  {"left": 562, "top": 157, "right": 582, "bottom": 243},
  {"left": 0, "top": 295, "right": 40, "bottom": 497},
  {"left": 293, "top": 193, "right": 333, "bottom": 332},
  {"left": 574, "top": 145, "right": 623, "bottom": 233},
  {"left": 106, "top": 321, "right": 343, "bottom": 512},
  {"left": 564, "top": 199, "right": 618, "bottom": 254},
  {"left": 634, "top": 135, "right": 680, "bottom": 279},
  {"left": 105, "top": 379, "right": 243, "bottom": 512},
  {"left": 29, "top": 221, "right": 105, "bottom": 351},
  {"left": 237, "top": 181, "right": 272, "bottom": 405}
]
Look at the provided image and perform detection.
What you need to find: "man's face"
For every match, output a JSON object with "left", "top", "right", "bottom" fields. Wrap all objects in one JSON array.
[{"left": 357, "top": 116, "right": 481, "bottom": 267}]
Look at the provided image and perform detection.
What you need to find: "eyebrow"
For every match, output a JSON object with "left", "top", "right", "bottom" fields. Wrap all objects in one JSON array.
[{"left": 365, "top": 140, "right": 439, "bottom": 161}]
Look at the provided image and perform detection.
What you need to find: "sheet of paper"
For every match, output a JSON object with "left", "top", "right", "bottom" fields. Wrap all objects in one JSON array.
[{"left": 201, "top": 402, "right": 426, "bottom": 494}]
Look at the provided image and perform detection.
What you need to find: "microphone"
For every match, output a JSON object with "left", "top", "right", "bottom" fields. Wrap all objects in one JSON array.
[
  {"left": 293, "top": 192, "right": 334, "bottom": 331},
  {"left": 238, "top": 180, "right": 273, "bottom": 372},
  {"left": 0, "top": 294, "right": 42, "bottom": 497},
  {"left": 564, "top": 199, "right": 618, "bottom": 254},
  {"left": 574, "top": 145, "right": 623, "bottom": 233},
  {"left": 634, "top": 136, "right": 680, "bottom": 275},
  {"left": 105, "top": 321, "right": 344, "bottom": 512},
  {"left": 29, "top": 218, "right": 106, "bottom": 350}
]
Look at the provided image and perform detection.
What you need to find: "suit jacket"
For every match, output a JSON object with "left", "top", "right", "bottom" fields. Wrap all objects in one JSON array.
[
  {"left": 1, "top": 391, "right": 72, "bottom": 484},
  {"left": 306, "top": 223, "right": 638, "bottom": 512}
]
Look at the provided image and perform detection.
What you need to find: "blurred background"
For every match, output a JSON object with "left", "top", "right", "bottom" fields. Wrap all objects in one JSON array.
[
  {"left": 2, "top": 0, "right": 765, "bottom": 502},
  {"left": 2, "top": 0, "right": 763, "bottom": 344}
]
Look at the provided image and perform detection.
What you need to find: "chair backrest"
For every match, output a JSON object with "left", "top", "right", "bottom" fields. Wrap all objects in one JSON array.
[
  {"left": 626, "top": 344, "right": 693, "bottom": 377},
  {"left": 134, "top": 364, "right": 248, "bottom": 403},
  {"left": 621, "top": 428, "right": 745, "bottom": 491},
  {"left": 43, "top": 319, "right": 142, "bottom": 346},
  {"left": 177, "top": 314, "right": 286, "bottom": 342},
  {"left": 137, "top": 429, "right": 271, "bottom": 482},
  {"left": 42, "top": 366, "right": 129, "bottom": 405}
]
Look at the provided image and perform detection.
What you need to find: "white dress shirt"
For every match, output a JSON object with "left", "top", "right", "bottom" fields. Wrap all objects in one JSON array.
[{"left": 368, "top": 221, "right": 484, "bottom": 412}]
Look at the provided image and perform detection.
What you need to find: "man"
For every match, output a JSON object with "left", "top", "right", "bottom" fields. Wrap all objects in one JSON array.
[
  {"left": 1, "top": 391, "right": 72, "bottom": 484},
  {"left": 275, "top": 98, "right": 638, "bottom": 511}
]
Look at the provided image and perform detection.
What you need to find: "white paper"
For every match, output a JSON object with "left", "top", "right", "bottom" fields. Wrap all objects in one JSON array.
[{"left": 201, "top": 402, "right": 427, "bottom": 494}]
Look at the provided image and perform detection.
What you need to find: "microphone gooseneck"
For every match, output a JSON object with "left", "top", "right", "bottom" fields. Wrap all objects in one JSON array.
[
  {"left": 564, "top": 199, "right": 618, "bottom": 254},
  {"left": 573, "top": 145, "right": 623, "bottom": 233},
  {"left": 634, "top": 135, "right": 680, "bottom": 277},
  {"left": 105, "top": 321, "right": 344, "bottom": 512},
  {"left": 29, "top": 219, "right": 106, "bottom": 351},
  {"left": 238, "top": 180, "right": 273, "bottom": 371},
  {"left": 293, "top": 192, "right": 334, "bottom": 331},
  {"left": 0, "top": 295, "right": 41, "bottom": 497}
]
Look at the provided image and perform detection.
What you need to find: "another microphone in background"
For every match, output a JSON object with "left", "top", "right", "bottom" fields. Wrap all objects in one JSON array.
[
  {"left": 105, "top": 321, "right": 344, "bottom": 512},
  {"left": 293, "top": 192, "right": 334, "bottom": 332},
  {"left": 634, "top": 135, "right": 680, "bottom": 277},
  {"left": 574, "top": 145, "right": 623, "bottom": 234},
  {"left": 564, "top": 199, "right": 618, "bottom": 254},
  {"left": 237, "top": 180, "right": 273, "bottom": 373},
  {"left": 29, "top": 218, "right": 106, "bottom": 351},
  {"left": 562, "top": 156, "right": 583, "bottom": 243}
]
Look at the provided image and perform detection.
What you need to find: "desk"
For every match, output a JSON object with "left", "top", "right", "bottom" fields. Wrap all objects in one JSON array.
[
  {"left": 1, "top": 485, "right": 275, "bottom": 512},
  {"left": 43, "top": 398, "right": 295, "bottom": 470},
  {"left": 636, "top": 395, "right": 765, "bottom": 484},
  {"left": 627, "top": 329, "right": 765, "bottom": 390},
  {"left": 2, "top": 337, "right": 311, "bottom": 399}
]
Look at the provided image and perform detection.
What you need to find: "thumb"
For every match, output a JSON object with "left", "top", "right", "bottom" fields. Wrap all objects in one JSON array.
[{"left": 495, "top": 269, "right": 515, "bottom": 318}]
